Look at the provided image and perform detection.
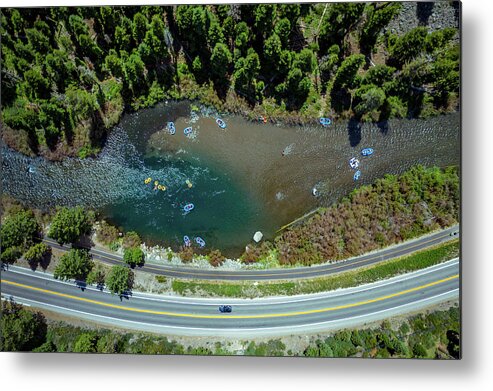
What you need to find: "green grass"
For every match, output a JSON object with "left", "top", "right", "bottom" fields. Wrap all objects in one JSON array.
[{"left": 170, "top": 240, "right": 459, "bottom": 298}]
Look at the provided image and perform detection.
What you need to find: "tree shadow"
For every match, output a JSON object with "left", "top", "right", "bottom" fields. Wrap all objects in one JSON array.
[
  {"left": 119, "top": 290, "right": 133, "bottom": 301},
  {"left": 27, "top": 251, "right": 52, "bottom": 271},
  {"left": 75, "top": 234, "right": 95, "bottom": 251},
  {"left": 76, "top": 280, "right": 87, "bottom": 291},
  {"left": 377, "top": 119, "right": 390, "bottom": 135},
  {"left": 290, "top": 24, "right": 308, "bottom": 52},
  {"left": 347, "top": 117, "right": 362, "bottom": 147},
  {"left": 416, "top": 2, "right": 434, "bottom": 26},
  {"left": 39, "top": 251, "right": 52, "bottom": 270},
  {"left": 330, "top": 88, "right": 352, "bottom": 113},
  {"left": 446, "top": 330, "right": 460, "bottom": 359},
  {"left": 406, "top": 92, "right": 424, "bottom": 119},
  {"left": 451, "top": 1, "right": 460, "bottom": 22},
  {"left": 213, "top": 78, "right": 231, "bottom": 102}
]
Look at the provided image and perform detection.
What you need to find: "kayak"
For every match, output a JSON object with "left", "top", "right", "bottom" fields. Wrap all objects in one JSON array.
[
  {"left": 361, "top": 148, "right": 374, "bottom": 156},
  {"left": 167, "top": 122, "right": 176, "bottom": 135},
  {"left": 183, "top": 203, "right": 195, "bottom": 212},
  {"left": 319, "top": 117, "right": 332, "bottom": 127},
  {"left": 183, "top": 235, "right": 191, "bottom": 247},
  {"left": 349, "top": 157, "right": 360, "bottom": 169},
  {"left": 184, "top": 126, "right": 193, "bottom": 136},
  {"left": 195, "top": 237, "right": 206, "bottom": 248},
  {"left": 354, "top": 170, "right": 361, "bottom": 181},
  {"left": 216, "top": 118, "right": 226, "bottom": 129}
]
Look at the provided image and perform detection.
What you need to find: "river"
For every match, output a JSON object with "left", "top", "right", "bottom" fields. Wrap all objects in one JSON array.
[{"left": 1, "top": 101, "right": 460, "bottom": 256}]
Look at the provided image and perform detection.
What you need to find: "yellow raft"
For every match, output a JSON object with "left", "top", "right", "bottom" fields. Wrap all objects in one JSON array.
[{"left": 185, "top": 179, "right": 193, "bottom": 188}]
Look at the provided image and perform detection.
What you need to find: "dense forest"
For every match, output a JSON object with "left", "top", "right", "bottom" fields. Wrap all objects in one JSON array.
[
  {"left": 1, "top": 300, "right": 459, "bottom": 358},
  {"left": 1, "top": 3, "right": 459, "bottom": 159}
]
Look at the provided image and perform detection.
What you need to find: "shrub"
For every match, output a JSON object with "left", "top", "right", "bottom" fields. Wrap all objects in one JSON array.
[
  {"left": 23, "top": 243, "right": 51, "bottom": 264},
  {"left": 96, "top": 220, "right": 120, "bottom": 245},
  {"left": 269, "top": 166, "right": 459, "bottom": 266},
  {"left": 105, "top": 265, "right": 133, "bottom": 296},
  {"left": 122, "top": 231, "right": 141, "bottom": 248},
  {"left": 73, "top": 333, "right": 98, "bottom": 353},
  {"left": 53, "top": 249, "right": 94, "bottom": 281},
  {"left": 0, "top": 301, "right": 47, "bottom": 351},
  {"left": 48, "top": 206, "right": 92, "bottom": 245},
  {"left": 86, "top": 263, "right": 107, "bottom": 288},
  {"left": 0, "top": 209, "right": 40, "bottom": 250},
  {"left": 208, "top": 249, "right": 225, "bottom": 267},
  {"left": 123, "top": 246, "right": 145, "bottom": 267},
  {"left": 179, "top": 246, "right": 194, "bottom": 263},
  {"left": 1, "top": 246, "right": 21, "bottom": 264}
]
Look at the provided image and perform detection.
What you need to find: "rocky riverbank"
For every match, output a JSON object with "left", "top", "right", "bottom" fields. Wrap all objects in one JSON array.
[{"left": 384, "top": 1, "right": 460, "bottom": 36}]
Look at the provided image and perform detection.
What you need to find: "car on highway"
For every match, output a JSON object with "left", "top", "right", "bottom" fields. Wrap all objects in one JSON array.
[{"left": 219, "top": 305, "right": 232, "bottom": 313}]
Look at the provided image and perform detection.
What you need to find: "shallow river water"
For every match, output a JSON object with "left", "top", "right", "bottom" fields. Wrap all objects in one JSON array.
[{"left": 2, "top": 101, "right": 460, "bottom": 256}]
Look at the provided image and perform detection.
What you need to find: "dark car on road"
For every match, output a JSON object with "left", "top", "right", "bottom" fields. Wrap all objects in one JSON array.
[{"left": 219, "top": 305, "right": 232, "bottom": 313}]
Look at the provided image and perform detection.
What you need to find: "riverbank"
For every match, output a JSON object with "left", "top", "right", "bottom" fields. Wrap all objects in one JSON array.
[
  {"left": 1, "top": 4, "right": 459, "bottom": 161},
  {"left": 154, "top": 241, "right": 459, "bottom": 298},
  {"left": 2, "top": 162, "right": 460, "bottom": 271}
]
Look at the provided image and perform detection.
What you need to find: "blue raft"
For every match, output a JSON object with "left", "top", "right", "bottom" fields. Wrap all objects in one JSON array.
[
  {"left": 167, "top": 122, "right": 176, "bottom": 135},
  {"left": 353, "top": 170, "right": 361, "bottom": 181},
  {"left": 184, "top": 126, "right": 193, "bottom": 136},
  {"left": 195, "top": 237, "right": 206, "bottom": 248},
  {"left": 361, "top": 148, "right": 374, "bottom": 156},
  {"left": 183, "top": 235, "right": 191, "bottom": 247},
  {"left": 183, "top": 203, "right": 195, "bottom": 212},
  {"left": 216, "top": 118, "right": 226, "bottom": 129},
  {"left": 319, "top": 117, "right": 332, "bottom": 127}
]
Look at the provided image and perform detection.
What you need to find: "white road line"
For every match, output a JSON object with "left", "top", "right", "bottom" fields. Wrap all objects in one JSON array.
[
  {"left": 3, "top": 289, "right": 459, "bottom": 336},
  {"left": 3, "top": 259, "right": 459, "bottom": 306}
]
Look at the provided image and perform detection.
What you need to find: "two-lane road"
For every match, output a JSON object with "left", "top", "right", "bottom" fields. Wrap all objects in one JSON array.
[
  {"left": 43, "top": 225, "right": 460, "bottom": 281},
  {"left": 1, "top": 259, "right": 459, "bottom": 337}
]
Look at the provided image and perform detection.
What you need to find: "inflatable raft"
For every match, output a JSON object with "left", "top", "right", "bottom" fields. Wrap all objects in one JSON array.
[
  {"left": 183, "top": 235, "right": 191, "bottom": 247},
  {"left": 184, "top": 126, "right": 193, "bottom": 136},
  {"left": 167, "top": 122, "right": 176, "bottom": 135},
  {"left": 319, "top": 117, "right": 332, "bottom": 127},
  {"left": 353, "top": 170, "right": 361, "bottom": 181},
  {"left": 216, "top": 118, "right": 226, "bottom": 129},
  {"left": 349, "top": 157, "right": 360, "bottom": 169},
  {"left": 183, "top": 203, "right": 195, "bottom": 212},
  {"left": 195, "top": 237, "right": 206, "bottom": 248},
  {"left": 361, "top": 148, "right": 374, "bottom": 156}
]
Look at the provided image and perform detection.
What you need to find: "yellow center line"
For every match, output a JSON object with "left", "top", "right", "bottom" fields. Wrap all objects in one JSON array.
[
  {"left": 1, "top": 274, "right": 458, "bottom": 319},
  {"left": 43, "top": 232, "right": 452, "bottom": 279}
]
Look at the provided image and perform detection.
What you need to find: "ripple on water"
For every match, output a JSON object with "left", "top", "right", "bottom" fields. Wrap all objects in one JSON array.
[{"left": 1, "top": 104, "right": 459, "bottom": 255}]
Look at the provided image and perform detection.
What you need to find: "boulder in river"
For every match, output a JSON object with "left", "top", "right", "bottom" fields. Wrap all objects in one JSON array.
[{"left": 253, "top": 231, "right": 263, "bottom": 243}]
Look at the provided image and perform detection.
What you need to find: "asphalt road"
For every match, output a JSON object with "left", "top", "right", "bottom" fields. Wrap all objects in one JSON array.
[
  {"left": 42, "top": 225, "right": 459, "bottom": 281},
  {"left": 1, "top": 259, "right": 459, "bottom": 337}
]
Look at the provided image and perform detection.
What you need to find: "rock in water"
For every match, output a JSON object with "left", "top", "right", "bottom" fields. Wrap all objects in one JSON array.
[{"left": 253, "top": 231, "right": 263, "bottom": 243}]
